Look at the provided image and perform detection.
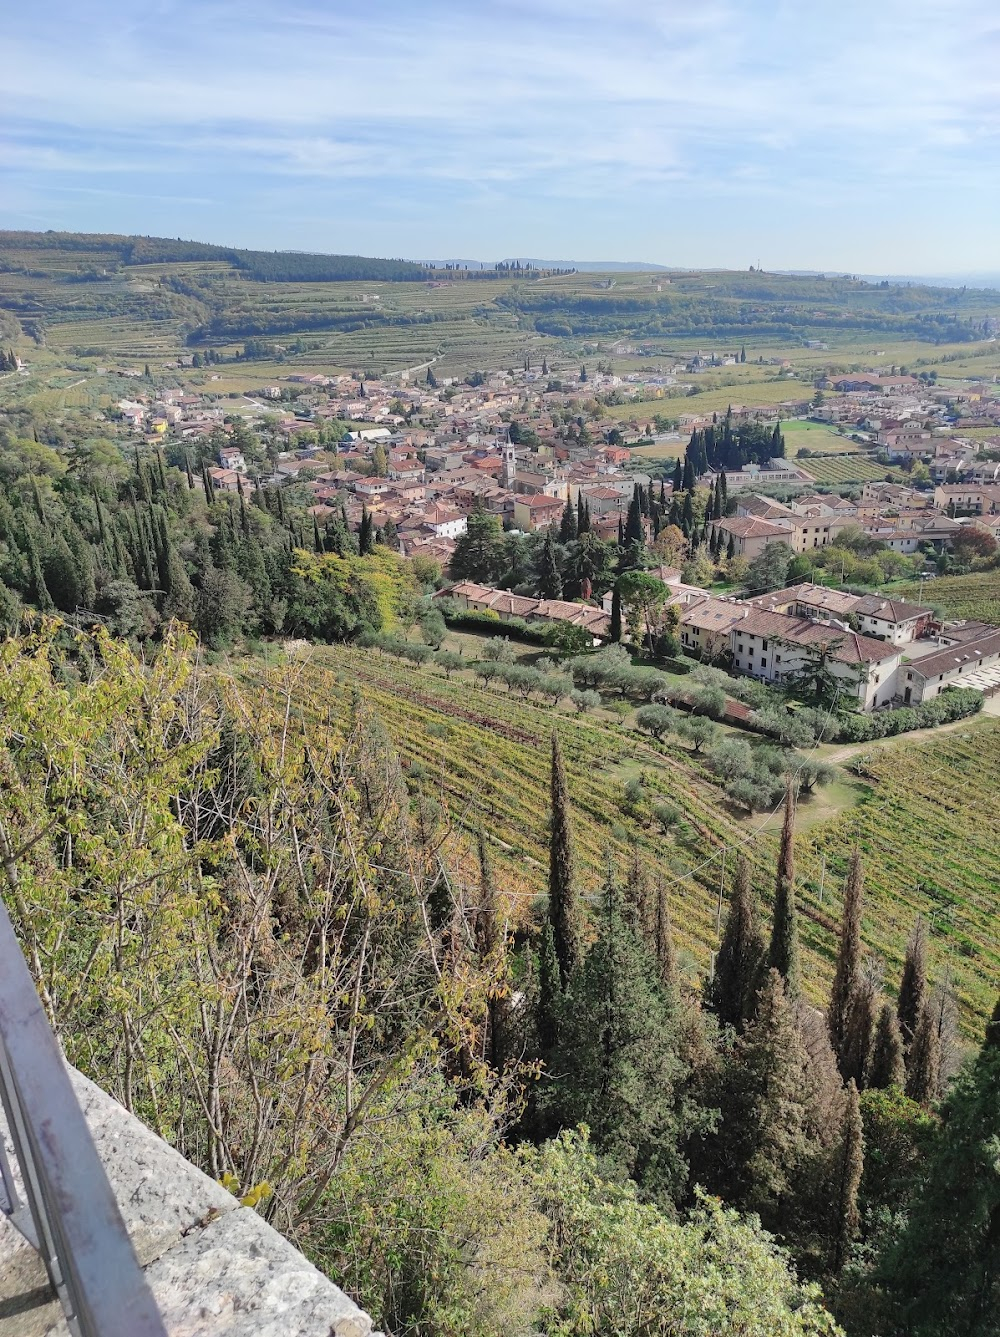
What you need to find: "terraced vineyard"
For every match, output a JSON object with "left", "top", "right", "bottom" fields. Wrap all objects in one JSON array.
[
  {"left": 893, "top": 570, "right": 1000, "bottom": 626},
  {"left": 237, "top": 643, "right": 1000, "bottom": 1029},
  {"left": 797, "top": 454, "right": 895, "bottom": 484},
  {"left": 239, "top": 642, "right": 748, "bottom": 979},
  {"left": 802, "top": 722, "right": 1000, "bottom": 1029}
]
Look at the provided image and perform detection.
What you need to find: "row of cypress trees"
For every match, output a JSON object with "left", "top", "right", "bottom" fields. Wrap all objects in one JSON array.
[{"left": 487, "top": 739, "right": 997, "bottom": 1322}]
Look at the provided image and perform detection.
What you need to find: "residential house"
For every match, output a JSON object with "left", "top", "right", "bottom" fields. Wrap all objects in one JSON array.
[
  {"left": 850, "top": 595, "right": 934, "bottom": 645},
  {"left": 423, "top": 505, "right": 468, "bottom": 539},
  {"left": 218, "top": 445, "right": 246, "bottom": 472},
  {"left": 677, "top": 598, "right": 750, "bottom": 659},
  {"left": 724, "top": 609, "right": 902, "bottom": 711},
  {"left": 513, "top": 494, "right": 565, "bottom": 532},
  {"left": 899, "top": 631, "right": 1000, "bottom": 703},
  {"left": 709, "top": 516, "right": 795, "bottom": 559}
]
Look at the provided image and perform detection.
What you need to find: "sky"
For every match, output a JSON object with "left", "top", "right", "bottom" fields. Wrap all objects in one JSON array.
[{"left": 4, "top": 0, "right": 1000, "bottom": 273}]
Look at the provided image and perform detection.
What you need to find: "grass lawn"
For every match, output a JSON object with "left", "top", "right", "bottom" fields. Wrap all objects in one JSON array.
[
  {"left": 781, "top": 419, "right": 868, "bottom": 456},
  {"left": 628, "top": 439, "right": 686, "bottom": 460}
]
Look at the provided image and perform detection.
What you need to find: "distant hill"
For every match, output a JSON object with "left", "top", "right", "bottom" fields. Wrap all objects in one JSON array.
[
  {"left": 434, "top": 258, "right": 673, "bottom": 272},
  {"left": 0, "top": 231, "right": 431, "bottom": 283},
  {"left": 2, "top": 229, "right": 998, "bottom": 372}
]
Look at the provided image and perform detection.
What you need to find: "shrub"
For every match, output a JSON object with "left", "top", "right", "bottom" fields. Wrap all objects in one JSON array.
[
  {"left": 651, "top": 800, "right": 682, "bottom": 832},
  {"left": 691, "top": 684, "right": 727, "bottom": 718},
  {"left": 635, "top": 705, "right": 678, "bottom": 740},
  {"left": 539, "top": 672, "right": 573, "bottom": 704},
  {"left": 419, "top": 607, "right": 447, "bottom": 649},
  {"left": 796, "top": 706, "right": 840, "bottom": 743},
  {"left": 621, "top": 667, "right": 673, "bottom": 702},
  {"left": 569, "top": 688, "right": 602, "bottom": 714},
  {"left": 726, "top": 775, "right": 783, "bottom": 812},
  {"left": 567, "top": 644, "right": 631, "bottom": 689},
  {"left": 387, "top": 640, "right": 432, "bottom": 665},
  {"left": 708, "top": 738, "right": 755, "bottom": 780},
  {"left": 482, "top": 636, "right": 516, "bottom": 664},
  {"left": 752, "top": 708, "right": 817, "bottom": 749},
  {"left": 434, "top": 651, "right": 464, "bottom": 678},
  {"left": 796, "top": 759, "right": 836, "bottom": 792},
  {"left": 677, "top": 716, "right": 721, "bottom": 754},
  {"left": 621, "top": 776, "right": 647, "bottom": 818}
]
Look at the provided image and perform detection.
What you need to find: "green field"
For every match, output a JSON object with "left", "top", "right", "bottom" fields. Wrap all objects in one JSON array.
[
  {"left": 781, "top": 419, "right": 866, "bottom": 456},
  {"left": 239, "top": 641, "right": 1000, "bottom": 1031},
  {"left": 797, "top": 454, "right": 894, "bottom": 485},
  {"left": 6, "top": 232, "right": 1000, "bottom": 412},
  {"left": 894, "top": 570, "right": 1000, "bottom": 625}
]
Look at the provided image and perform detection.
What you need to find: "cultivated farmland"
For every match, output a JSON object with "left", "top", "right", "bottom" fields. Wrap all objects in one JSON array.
[
  {"left": 797, "top": 454, "right": 895, "bottom": 485},
  {"left": 240, "top": 642, "right": 1000, "bottom": 1031},
  {"left": 893, "top": 571, "right": 1000, "bottom": 626}
]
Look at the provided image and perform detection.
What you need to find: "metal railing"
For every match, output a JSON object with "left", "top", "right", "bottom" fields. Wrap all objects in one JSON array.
[{"left": 0, "top": 897, "right": 167, "bottom": 1336}]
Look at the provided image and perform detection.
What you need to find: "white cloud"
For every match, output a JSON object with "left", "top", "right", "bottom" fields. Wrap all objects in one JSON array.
[{"left": 4, "top": 0, "right": 1000, "bottom": 267}]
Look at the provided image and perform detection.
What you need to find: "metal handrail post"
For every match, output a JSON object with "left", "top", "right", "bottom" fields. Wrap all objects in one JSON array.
[{"left": 0, "top": 897, "right": 167, "bottom": 1336}]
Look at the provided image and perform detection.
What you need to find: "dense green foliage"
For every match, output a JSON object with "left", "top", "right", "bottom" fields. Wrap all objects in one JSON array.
[{"left": 0, "top": 422, "right": 415, "bottom": 646}]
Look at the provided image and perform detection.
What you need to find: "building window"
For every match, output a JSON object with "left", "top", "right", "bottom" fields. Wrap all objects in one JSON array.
[{"left": 762, "top": 639, "right": 769, "bottom": 650}]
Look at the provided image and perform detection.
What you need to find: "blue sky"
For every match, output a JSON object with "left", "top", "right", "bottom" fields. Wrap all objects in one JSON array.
[{"left": 4, "top": 0, "right": 1000, "bottom": 272}]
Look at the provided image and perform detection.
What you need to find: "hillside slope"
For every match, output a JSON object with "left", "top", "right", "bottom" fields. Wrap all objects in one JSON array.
[{"left": 242, "top": 643, "right": 1000, "bottom": 1028}]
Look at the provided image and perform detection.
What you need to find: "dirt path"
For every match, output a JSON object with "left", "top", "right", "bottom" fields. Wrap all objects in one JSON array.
[{"left": 821, "top": 696, "right": 1000, "bottom": 766}]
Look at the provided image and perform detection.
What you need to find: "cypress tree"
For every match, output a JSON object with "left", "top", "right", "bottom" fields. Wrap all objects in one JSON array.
[
  {"left": 30, "top": 475, "right": 45, "bottom": 524},
  {"left": 721, "top": 967, "right": 812, "bottom": 1226},
  {"left": 869, "top": 1002, "right": 906, "bottom": 1089},
  {"left": 358, "top": 505, "right": 375, "bottom": 555},
  {"left": 542, "top": 875, "right": 690, "bottom": 1197},
  {"left": 22, "top": 526, "right": 52, "bottom": 610},
  {"left": 155, "top": 449, "right": 168, "bottom": 495},
  {"left": 559, "top": 497, "right": 577, "bottom": 543},
  {"left": 163, "top": 548, "right": 195, "bottom": 624},
  {"left": 681, "top": 490, "right": 695, "bottom": 536},
  {"left": 537, "top": 920, "right": 561, "bottom": 1052},
  {"left": 726, "top": 532, "right": 736, "bottom": 561},
  {"left": 768, "top": 782, "right": 801, "bottom": 999},
  {"left": 832, "top": 1079, "right": 864, "bottom": 1272},
  {"left": 41, "top": 532, "right": 82, "bottom": 613},
  {"left": 654, "top": 882, "right": 677, "bottom": 994},
  {"left": 576, "top": 492, "right": 586, "bottom": 534},
  {"left": 93, "top": 493, "right": 107, "bottom": 546},
  {"left": 876, "top": 995, "right": 1000, "bottom": 1333},
  {"left": 609, "top": 582, "right": 622, "bottom": 642},
  {"left": 475, "top": 831, "right": 509, "bottom": 1071},
  {"left": 842, "top": 969, "right": 879, "bottom": 1089},
  {"left": 985, "top": 992, "right": 1000, "bottom": 1051},
  {"left": 898, "top": 916, "right": 929, "bottom": 1048},
  {"left": 184, "top": 454, "right": 195, "bottom": 490},
  {"left": 624, "top": 493, "right": 643, "bottom": 547},
  {"left": 829, "top": 848, "right": 865, "bottom": 1070},
  {"left": 682, "top": 455, "right": 695, "bottom": 491},
  {"left": 624, "top": 848, "right": 650, "bottom": 934},
  {"left": 905, "top": 1002, "right": 941, "bottom": 1105},
  {"left": 711, "top": 853, "right": 765, "bottom": 1031},
  {"left": 671, "top": 458, "right": 683, "bottom": 493},
  {"left": 538, "top": 531, "right": 563, "bottom": 598},
  {"left": 548, "top": 732, "right": 580, "bottom": 987}
]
